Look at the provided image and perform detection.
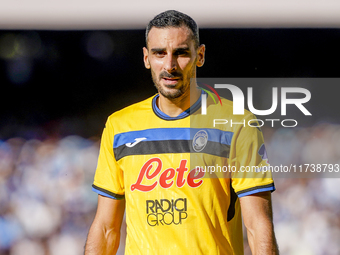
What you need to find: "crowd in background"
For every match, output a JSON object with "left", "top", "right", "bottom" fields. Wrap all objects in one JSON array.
[
  {"left": 0, "top": 123, "right": 339, "bottom": 255},
  {"left": 266, "top": 123, "right": 340, "bottom": 255},
  {"left": 0, "top": 136, "right": 100, "bottom": 255}
]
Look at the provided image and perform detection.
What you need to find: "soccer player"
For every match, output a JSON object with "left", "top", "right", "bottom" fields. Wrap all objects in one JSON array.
[{"left": 85, "top": 10, "right": 279, "bottom": 255}]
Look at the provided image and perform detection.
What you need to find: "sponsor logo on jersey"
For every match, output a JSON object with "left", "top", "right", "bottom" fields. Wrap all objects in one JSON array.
[
  {"left": 146, "top": 198, "right": 188, "bottom": 226},
  {"left": 131, "top": 158, "right": 204, "bottom": 192},
  {"left": 192, "top": 130, "right": 208, "bottom": 152},
  {"left": 125, "top": 137, "right": 147, "bottom": 147}
]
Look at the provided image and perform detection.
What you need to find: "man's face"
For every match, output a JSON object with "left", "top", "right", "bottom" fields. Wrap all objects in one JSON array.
[{"left": 143, "top": 26, "right": 205, "bottom": 100}]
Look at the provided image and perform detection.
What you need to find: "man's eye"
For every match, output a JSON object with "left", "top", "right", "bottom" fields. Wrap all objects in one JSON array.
[
  {"left": 175, "top": 50, "right": 189, "bottom": 56},
  {"left": 155, "top": 51, "right": 166, "bottom": 56}
]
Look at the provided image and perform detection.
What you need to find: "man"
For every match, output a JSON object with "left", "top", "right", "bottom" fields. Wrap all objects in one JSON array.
[{"left": 85, "top": 10, "right": 279, "bottom": 255}]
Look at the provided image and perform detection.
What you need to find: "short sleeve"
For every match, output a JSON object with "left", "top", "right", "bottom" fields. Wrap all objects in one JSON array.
[
  {"left": 92, "top": 117, "right": 125, "bottom": 199},
  {"left": 230, "top": 113, "right": 275, "bottom": 197}
]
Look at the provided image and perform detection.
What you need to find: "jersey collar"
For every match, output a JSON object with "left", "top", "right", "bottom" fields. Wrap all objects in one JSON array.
[{"left": 152, "top": 90, "right": 204, "bottom": 121}]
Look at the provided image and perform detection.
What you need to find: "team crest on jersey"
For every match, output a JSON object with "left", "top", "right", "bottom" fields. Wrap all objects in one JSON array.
[{"left": 192, "top": 130, "right": 208, "bottom": 152}]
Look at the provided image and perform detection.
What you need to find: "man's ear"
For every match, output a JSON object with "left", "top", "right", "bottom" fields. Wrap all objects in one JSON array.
[
  {"left": 143, "top": 47, "right": 151, "bottom": 69},
  {"left": 196, "top": 44, "right": 205, "bottom": 67}
]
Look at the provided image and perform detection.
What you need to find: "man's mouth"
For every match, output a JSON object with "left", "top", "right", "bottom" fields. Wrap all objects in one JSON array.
[{"left": 162, "top": 77, "right": 180, "bottom": 85}]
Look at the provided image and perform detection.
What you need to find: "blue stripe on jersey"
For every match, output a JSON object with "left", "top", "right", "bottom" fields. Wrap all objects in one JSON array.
[
  {"left": 92, "top": 185, "right": 125, "bottom": 200},
  {"left": 113, "top": 128, "right": 234, "bottom": 149},
  {"left": 92, "top": 186, "right": 117, "bottom": 199},
  {"left": 237, "top": 186, "right": 276, "bottom": 198},
  {"left": 152, "top": 91, "right": 204, "bottom": 120},
  {"left": 153, "top": 95, "right": 188, "bottom": 119}
]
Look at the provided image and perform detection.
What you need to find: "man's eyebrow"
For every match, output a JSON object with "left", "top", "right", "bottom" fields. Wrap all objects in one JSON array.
[
  {"left": 174, "top": 47, "right": 190, "bottom": 51},
  {"left": 150, "top": 47, "right": 190, "bottom": 52},
  {"left": 150, "top": 48, "right": 165, "bottom": 53}
]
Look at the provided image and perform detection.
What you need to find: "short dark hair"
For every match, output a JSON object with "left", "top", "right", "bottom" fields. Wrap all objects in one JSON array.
[{"left": 145, "top": 10, "right": 200, "bottom": 48}]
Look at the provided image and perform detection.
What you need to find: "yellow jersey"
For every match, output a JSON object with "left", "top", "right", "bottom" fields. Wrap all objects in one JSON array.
[{"left": 92, "top": 92, "right": 275, "bottom": 255}]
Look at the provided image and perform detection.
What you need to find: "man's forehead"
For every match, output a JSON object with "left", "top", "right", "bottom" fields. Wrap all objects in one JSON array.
[{"left": 147, "top": 26, "right": 194, "bottom": 48}]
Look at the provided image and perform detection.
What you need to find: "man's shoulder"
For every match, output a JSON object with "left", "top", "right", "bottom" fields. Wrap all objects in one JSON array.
[{"left": 107, "top": 94, "right": 156, "bottom": 123}]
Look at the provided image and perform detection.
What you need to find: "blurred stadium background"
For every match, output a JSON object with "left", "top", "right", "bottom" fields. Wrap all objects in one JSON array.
[{"left": 1, "top": 1, "right": 340, "bottom": 254}]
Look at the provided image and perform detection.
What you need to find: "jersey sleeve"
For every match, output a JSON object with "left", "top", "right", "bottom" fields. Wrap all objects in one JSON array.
[
  {"left": 230, "top": 113, "right": 275, "bottom": 197},
  {"left": 92, "top": 116, "right": 125, "bottom": 199}
]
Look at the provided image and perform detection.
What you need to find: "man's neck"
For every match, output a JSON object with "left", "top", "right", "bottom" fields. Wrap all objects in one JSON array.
[{"left": 158, "top": 87, "right": 201, "bottom": 117}]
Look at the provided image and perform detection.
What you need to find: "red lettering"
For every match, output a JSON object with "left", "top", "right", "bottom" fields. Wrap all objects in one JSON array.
[
  {"left": 159, "top": 168, "right": 175, "bottom": 188},
  {"left": 131, "top": 158, "right": 203, "bottom": 192},
  {"left": 187, "top": 168, "right": 204, "bottom": 188},
  {"left": 176, "top": 160, "right": 188, "bottom": 188},
  {"left": 131, "top": 158, "right": 162, "bottom": 192}
]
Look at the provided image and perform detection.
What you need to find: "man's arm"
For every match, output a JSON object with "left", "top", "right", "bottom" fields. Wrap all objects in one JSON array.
[
  {"left": 85, "top": 195, "right": 125, "bottom": 255},
  {"left": 239, "top": 191, "right": 279, "bottom": 255}
]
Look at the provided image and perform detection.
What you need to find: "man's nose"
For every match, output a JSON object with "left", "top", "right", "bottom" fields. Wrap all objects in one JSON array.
[{"left": 164, "top": 54, "right": 177, "bottom": 72}]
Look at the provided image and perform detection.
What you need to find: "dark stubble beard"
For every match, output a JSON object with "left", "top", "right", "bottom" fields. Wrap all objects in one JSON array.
[{"left": 151, "top": 63, "right": 196, "bottom": 100}]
